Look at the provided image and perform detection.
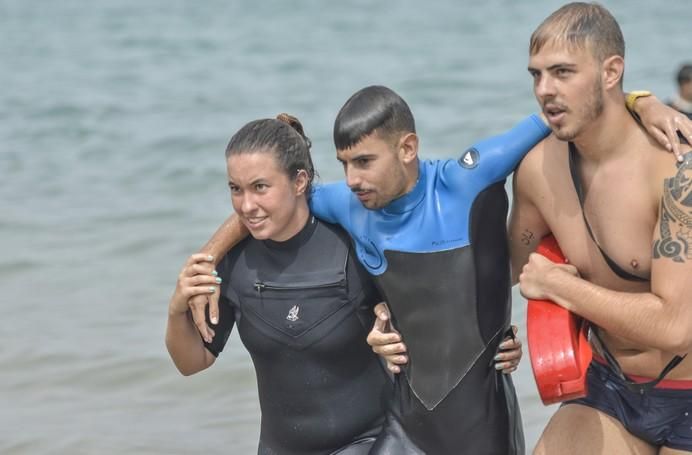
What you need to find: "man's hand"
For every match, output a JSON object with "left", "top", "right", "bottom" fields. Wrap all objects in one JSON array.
[
  {"left": 495, "top": 326, "right": 523, "bottom": 374},
  {"left": 634, "top": 95, "right": 692, "bottom": 161},
  {"left": 366, "top": 303, "right": 407, "bottom": 374},
  {"left": 519, "top": 252, "right": 579, "bottom": 301},
  {"left": 170, "top": 254, "right": 221, "bottom": 344}
]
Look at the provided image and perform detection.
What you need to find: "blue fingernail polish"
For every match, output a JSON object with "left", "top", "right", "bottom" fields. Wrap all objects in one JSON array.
[
  {"left": 215, "top": 277, "right": 222, "bottom": 284},
  {"left": 209, "top": 287, "right": 215, "bottom": 293},
  {"left": 494, "top": 354, "right": 502, "bottom": 361},
  {"left": 212, "top": 270, "right": 218, "bottom": 276},
  {"left": 207, "top": 255, "right": 214, "bottom": 261},
  {"left": 495, "top": 363, "right": 503, "bottom": 370}
]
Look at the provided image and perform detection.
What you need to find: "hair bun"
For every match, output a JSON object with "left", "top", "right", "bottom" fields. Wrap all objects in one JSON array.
[{"left": 277, "top": 113, "right": 311, "bottom": 149}]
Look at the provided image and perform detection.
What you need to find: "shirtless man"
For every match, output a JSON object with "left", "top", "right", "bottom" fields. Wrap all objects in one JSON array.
[{"left": 511, "top": 3, "right": 692, "bottom": 454}]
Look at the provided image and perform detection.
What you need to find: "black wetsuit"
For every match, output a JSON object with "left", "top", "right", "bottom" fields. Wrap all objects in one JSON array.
[
  {"left": 205, "top": 217, "right": 391, "bottom": 455},
  {"left": 310, "top": 115, "right": 551, "bottom": 454}
]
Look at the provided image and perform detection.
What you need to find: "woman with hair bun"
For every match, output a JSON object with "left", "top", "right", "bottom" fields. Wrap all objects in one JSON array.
[{"left": 167, "top": 114, "right": 389, "bottom": 454}]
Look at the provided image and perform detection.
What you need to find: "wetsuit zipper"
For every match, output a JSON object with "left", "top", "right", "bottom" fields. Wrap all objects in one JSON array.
[{"left": 254, "top": 279, "right": 346, "bottom": 293}]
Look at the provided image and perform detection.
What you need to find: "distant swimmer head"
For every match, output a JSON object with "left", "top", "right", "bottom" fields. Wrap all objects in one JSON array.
[
  {"left": 528, "top": 3, "right": 625, "bottom": 141},
  {"left": 334, "top": 86, "right": 420, "bottom": 210},
  {"left": 676, "top": 64, "right": 692, "bottom": 103},
  {"left": 225, "top": 115, "right": 315, "bottom": 241}
]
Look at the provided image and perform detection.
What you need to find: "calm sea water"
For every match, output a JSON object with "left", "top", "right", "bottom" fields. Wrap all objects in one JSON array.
[{"left": 1, "top": 0, "right": 689, "bottom": 453}]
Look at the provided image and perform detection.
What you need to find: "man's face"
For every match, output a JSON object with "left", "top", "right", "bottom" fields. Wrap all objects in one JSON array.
[
  {"left": 528, "top": 42, "right": 604, "bottom": 141},
  {"left": 336, "top": 133, "right": 410, "bottom": 210}
]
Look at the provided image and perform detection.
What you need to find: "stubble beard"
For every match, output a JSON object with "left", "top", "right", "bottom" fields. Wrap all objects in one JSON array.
[
  {"left": 363, "top": 165, "right": 409, "bottom": 211},
  {"left": 553, "top": 77, "right": 605, "bottom": 142}
]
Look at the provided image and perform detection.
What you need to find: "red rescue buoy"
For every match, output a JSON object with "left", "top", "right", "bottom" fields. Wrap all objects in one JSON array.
[{"left": 526, "top": 234, "right": 592, "bottom": 405}]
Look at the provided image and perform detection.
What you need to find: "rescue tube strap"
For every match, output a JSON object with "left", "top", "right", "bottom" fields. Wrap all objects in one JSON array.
[
  {"left": 568, "top": 143, "right": 648, "bottom": 283},
  {"left": 589, "top": 325, "right": 686, "bottom": 394}
]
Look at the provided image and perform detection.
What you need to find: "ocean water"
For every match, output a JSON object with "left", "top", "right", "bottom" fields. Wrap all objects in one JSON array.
[{"left": 1, "top": 0, "right": 689, "bottom": 453}]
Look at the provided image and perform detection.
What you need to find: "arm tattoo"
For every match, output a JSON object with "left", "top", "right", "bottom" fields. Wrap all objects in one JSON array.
[
  {"left": 521, "top": 229, "right": 535, "bottom": 246},
  {"left": 653, "top": 152, "right": 692, "bottom": 263}
]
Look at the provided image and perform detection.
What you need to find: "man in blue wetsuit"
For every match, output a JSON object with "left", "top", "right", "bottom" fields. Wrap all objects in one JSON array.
[
  {"left": 308, "top": 86, "right": 549, "bottom": 454},
  {"left": 197, "top": 85, "right": 550, "bottom": 454}
]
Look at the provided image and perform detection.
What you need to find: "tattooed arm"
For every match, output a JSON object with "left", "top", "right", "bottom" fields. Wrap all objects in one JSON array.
[
  {"left": 508, "top": 142, "right": 551, "bottom": 285},
  {"left": 649, "top": 151, "right": 692, "bottom": 349},
  {"left": 519, "top": 151, "right": 692, "bottom": 353}
]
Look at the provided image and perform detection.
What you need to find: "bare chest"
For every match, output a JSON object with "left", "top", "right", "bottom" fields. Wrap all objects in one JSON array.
[{"left": 539, "top": 164, "right": 658, "bottom": 291}]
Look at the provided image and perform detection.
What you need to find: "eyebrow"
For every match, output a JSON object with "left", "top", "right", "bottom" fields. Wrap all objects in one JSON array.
[
  {"left": 348, "top": 153, "right": 377, "bottom": 162},
  {"left": 528, "top": 62, "right": 578, "bottom": 72},
  {"left": 228, "top": 177, "right": 268, "bottom": 187}
]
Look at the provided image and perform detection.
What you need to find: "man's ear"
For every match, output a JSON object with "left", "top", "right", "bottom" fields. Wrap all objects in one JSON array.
[
  {"left": 294, "top": 169, "right": 310, "bottom": 195},
  {"left": 398, "top": 132, "right": 419, "bottom": 164},
  {"left": 602, "top": 55, "right": 624, "bottom": 90}
]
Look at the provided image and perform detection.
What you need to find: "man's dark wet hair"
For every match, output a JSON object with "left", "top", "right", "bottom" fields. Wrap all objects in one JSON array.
[
  {"left": 333, "top": 85, "right": 416, "bottom": 150},
  {"left": 677, "top": 64, "right": 692, "bottom": 86}
]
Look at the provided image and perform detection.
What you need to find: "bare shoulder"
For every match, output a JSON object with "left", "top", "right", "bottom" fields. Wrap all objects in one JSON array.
[
  {"left": 651, "top": 144, "right": 692, "bottom": 193},
  {"left": 516, "top": 135, "right": 565, "bottom": 186}
]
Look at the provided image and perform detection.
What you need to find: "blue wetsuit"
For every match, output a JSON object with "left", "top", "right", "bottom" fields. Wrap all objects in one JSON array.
[{"left": 310, "top": 115, "right": 551, "bottom": 454}]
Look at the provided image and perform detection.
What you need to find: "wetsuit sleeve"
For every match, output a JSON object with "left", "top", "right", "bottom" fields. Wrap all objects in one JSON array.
[
  {"left": 308, "top": 182, "right": 352, "bottom": 226},
  {"left": 203, "top": 257, "right": 236, "bottom": 357},
  {"left": 460, "top": 114, "right": 550, "bottom": 184}
]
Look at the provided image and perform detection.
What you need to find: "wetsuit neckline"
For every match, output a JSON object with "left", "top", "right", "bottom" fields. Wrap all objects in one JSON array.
[
  {"left": 382, "top": 160, "right": 426, "bottom": 215},
  {"left": 262, "top": 216, "right": 317, "bottom": 250}
]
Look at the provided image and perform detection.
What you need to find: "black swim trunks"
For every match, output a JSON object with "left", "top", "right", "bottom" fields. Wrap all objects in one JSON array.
[{"left": 566, "top": 359, "right": 692, "bottom": 451}]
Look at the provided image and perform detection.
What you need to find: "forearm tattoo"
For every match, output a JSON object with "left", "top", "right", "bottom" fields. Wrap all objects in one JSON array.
[
  {"left": 521, "top": 229, "right": 535, "bottom": 246},
  {"left": 653, "top": 152, "right": 692, "bottom": 263}
]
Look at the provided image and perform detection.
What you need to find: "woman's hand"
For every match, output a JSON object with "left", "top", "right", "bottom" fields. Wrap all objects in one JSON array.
[{"left": 170, "top": 253, "right": 221, "bottom": 343}]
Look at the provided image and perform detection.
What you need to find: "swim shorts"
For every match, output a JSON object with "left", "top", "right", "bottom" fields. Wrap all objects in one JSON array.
[{"left": 566, "top": 359, "right": 692, "bottom": 451}]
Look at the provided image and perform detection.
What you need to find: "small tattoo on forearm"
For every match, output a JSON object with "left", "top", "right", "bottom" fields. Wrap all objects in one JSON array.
[{"left": 521, "top": 229, "right": 535, "bottom": 246}]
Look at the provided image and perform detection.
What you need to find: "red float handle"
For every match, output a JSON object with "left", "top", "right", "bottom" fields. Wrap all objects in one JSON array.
[{"left": 526, "top": 235, "right": 592, "bottom": 405}]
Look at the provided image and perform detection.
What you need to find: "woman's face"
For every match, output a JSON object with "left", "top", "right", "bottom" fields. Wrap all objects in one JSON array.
[{"left": 227, "top": 151, "right": 308, "bottom": 242}]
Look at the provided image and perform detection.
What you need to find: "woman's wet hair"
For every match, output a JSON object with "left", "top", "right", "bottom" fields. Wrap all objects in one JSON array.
[
  {"left": 225, "top": 114, "right": 316, "bottom": 193},
  {"left": 333, "top": 85, "right": 416, "bottom": 151}
]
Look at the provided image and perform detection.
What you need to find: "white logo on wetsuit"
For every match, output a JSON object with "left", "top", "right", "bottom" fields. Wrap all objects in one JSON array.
[
  {"left": 286, "top": 305, "right": 300, "bottom": 322},
  {"left": 459, "top": 148, "right": 479, "bottom": 169}
]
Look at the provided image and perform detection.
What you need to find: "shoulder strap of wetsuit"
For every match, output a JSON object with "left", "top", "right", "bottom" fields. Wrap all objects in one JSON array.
[
  {"left": 590, "top": 325, "right": 686, "bottom": 394},
  {"left": 568, "top": 142, "right": 648, "bottom": 282}
]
